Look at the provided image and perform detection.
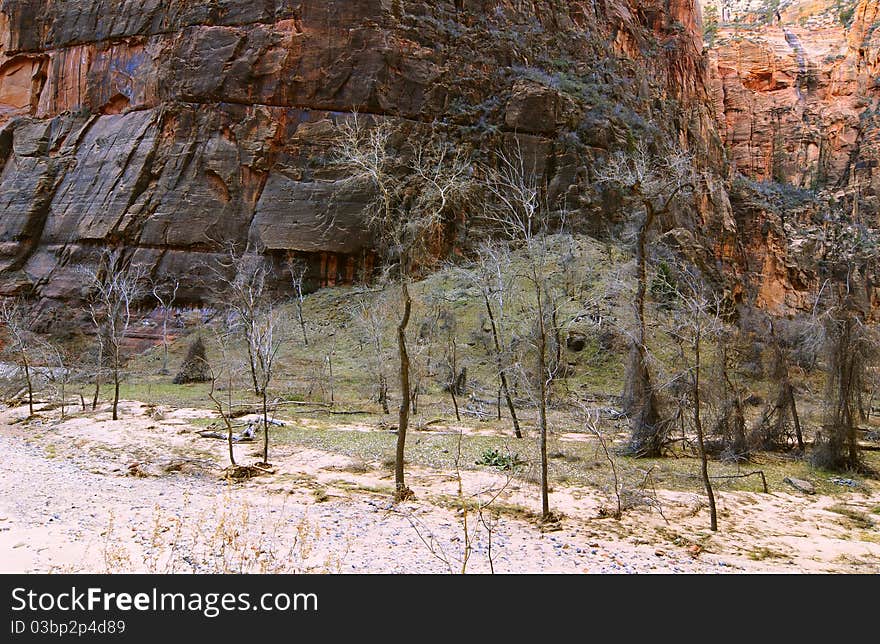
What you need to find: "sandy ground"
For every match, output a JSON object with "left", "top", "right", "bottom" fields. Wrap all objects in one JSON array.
[{"left": 1, "top": 400, "right": 878, "bottom": 574}]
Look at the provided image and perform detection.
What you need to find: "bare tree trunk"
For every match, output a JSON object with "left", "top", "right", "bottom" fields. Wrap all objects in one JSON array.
[
  {"left": 59, "top": 376, "right": 66, "bottom": 420},
  {"left": 327, "top": 354, "right": 334, "bottom": 405},
  {"left": 92, "top": 341, "right": 102, "bottom": 411},
  {"left": 694, "top": 328, "right": 717, "bottom": 531},
  {"left": 450, "top": 387, "right": 461, "bottom": 422},
  {"left": 371, "top": 330, "right": 390, "bottom": 414},
  {"left": 552, "top": 306, "right": 562, "bottom": 379},
  {"left": 842, "top": 316, "right": 860, "bottom": 467},
  {"left": 787, "top": 383, "right": 805, "bottom": 452},
  {"left": 483, "top": 294, "right": 522, "bottom": 438},
  {"left": 247, "top": 347, "right": 259, "bottom": 395},
  {"left": 499, "top": 371, "right": 521, "bottom": 438},
  {"left": 209, "top": 376, "right": 236, "bottom": 467},
  {"left": 112, "top": 350, "right": 120, "bottom": 421},
  {"left": 21, "top": 357, "right": 34, "bottom": 417},
  {"left": 379, "top": 376, "right": 389, "bottom": 414},
  {"left": 536, "top": 281, "right": 550, "bottom": 521},
  {"left": 626, "top": 207, "right": 663, "bottom": 457},
  {"left": 297, "top": 301, "right": 308, "bottom": 346},
  {"left": 395, "top": 281, "right": 413, "bottom": 499},
  {"left": 720, "top": 343, "right": 747, "bottom": 457},
  {"left": 161, "top": 312, "right": 169, "bottom": 374},
  {"left": 448, "top": 338, "right": 461, "bottom": 422},
  {"left": 262, "top": 388, "right": 270, "bottom": 464}
]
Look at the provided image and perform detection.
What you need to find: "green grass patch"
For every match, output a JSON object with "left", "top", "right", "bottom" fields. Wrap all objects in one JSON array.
[
  {"left": 828, "top": 504, "right": 875, "bottom": 529},
  {"left": 747, "top": 546, "right": 788, "bottom": 561}
]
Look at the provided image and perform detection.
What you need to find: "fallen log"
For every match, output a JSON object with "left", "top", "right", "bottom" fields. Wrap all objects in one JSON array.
[{"left": 709, "top": 470, "right": 769, "bottom": 493}]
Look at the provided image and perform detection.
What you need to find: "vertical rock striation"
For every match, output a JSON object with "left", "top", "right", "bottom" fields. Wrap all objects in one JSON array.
[{"left": 0, "top": 1, "right": 723, "bottom": 311}]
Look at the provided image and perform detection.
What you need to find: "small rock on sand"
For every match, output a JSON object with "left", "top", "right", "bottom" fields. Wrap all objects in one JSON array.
[{"left": 784, "top": 477, "right": 815, "bottom": 494}]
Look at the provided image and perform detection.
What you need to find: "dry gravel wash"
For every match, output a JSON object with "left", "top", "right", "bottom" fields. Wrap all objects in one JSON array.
[{"left": 0, "top": 402, "right": 877, "bottom": 574}]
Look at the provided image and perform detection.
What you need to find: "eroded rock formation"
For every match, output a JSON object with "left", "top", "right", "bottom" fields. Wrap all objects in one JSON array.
[
  {"left": 700, "top": 0, "right": 880, "bottom": 314},
  {"left": 0, "top": 0, "right": 721, "bottom": 315},
  {"left": 705, "top": 0, "right": 880, "bottom": 197}
]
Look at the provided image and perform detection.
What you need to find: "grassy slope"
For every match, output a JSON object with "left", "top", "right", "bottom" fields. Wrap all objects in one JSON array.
[{"left": 82, "top": 232, "right": 878, "bottom": 507}]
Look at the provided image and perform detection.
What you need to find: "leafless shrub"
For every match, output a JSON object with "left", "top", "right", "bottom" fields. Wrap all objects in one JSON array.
[
  {"left": 594, "top": 141, "right": 697, "bottom": 457},
  {"left": 331, "top": 113, "right": 475, "bottom": 500},
  {"left": 348, "top": 292, "right": 392, "bottom": 413},
  {"left": 77, "top": 249, "right": 147, "bottom": 420}
]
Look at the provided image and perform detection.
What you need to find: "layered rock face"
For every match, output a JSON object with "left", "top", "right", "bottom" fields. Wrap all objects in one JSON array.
[
  {"left": 705, "top": 0, "right": 880, "bottom": 197},
  {"left": 700, "top": 1, "right": 880, "bottom": 313},
  {"left": 0, "top": 0, "right": 719, "bottom": 310}
]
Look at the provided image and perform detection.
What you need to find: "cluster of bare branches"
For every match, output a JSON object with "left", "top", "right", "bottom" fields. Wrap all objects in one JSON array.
[
  {"left": 151, "top": 278, "right": 180, "bottom": 375},
  {"left": 348, "top": 292, "right": 392, "bottom": 413},
  {"left": 389, "top": 429, "right": 513, "bottom": 574},
  {"left": 210, "top": 244, "right": 289, "bottom": 465},
  {"left": 460, "top": 242, "right": 523, "bottom": 437},
  {"left": 478, "top": 142, "right": 574, "bottom": 522},
  {"left": 331, "top": 114, "right": 476, "bottom": 500},
  {"left": 594, "top": 141, "right": 698, "bottom": 457},
  {"left": 661, "top": 266, "right": 722, "bottom": 530},
  {"left": 0, "top": 298, "right": 39, "bottom": 416},
  {"left": 77, "top": 249, "right": 147, "bottom": 421}
]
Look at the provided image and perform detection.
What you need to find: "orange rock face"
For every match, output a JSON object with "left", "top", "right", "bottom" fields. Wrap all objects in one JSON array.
[
  {"left": 0, "top": 1, "right": 721, "bottom": 310},
  {"left": 706, "top": 1, "right": 880, "bottom": 201},
  {"left": 697, "top": 1, "right": 880, "bottom": 316}
]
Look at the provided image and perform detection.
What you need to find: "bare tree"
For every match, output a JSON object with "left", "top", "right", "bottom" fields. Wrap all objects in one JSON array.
[
  {"left": 349, "top": 293, "right": 391, "bottom": 413},
  {"left": 331, "top": 114, "right": 474, "bottom": 501},
  {"left": 666, "top": 267, "right": 720, "bottom": 531},
  {"left": 210, "top": 244, "right": 271, "bottom": 397},
  {"left": 286, "top": 257, "right": 309, "bottom": 346},
  {"left": 324, "top": 352, "right": 335, "bottom": 405},
  {"left": 594, "top": 141, "right": 696, "bottom": 457},
  {"left": 87, "top": 311, "right": 105, "bottom": 411},
  {"left": 79, "top": 250, "right": 146, "bottom": 421},
  {"left": 408, "top": 304, "right": 441, "bottom": 419},
  {"left": 573, "top": 402, "right": 622, "bottom": 518},
  {"left": 391, "top": 428, "right": 513, "bottom": 573},
  {"left": 43, "top": 338, "right": 71, "bottom": 421},
  {"left": 817, "top": 298, "right": 871, "bottom": 471},
  {"left": 252, "top": 302, "right": 284, "bottom": 463},
  {"left": 443, "top": 317, "right": 463, "bottom": 422},
  {"left": 0, "top": 298, "right": 37, "bottom": 416},
  {"left": 480, "top": 143, "right": 567, "bottom": 522},
  {"left": 810, "top": 211, "right": 878, "bottom": 471},
  {"left": 207, "top": 323, "right": 239, "bottom": 467},
  {"left": 751, "top": 316, "right": 808, "bottom": 452},
  {"left": 711, "top": 324, "right": 749, "bottom": 461},
  {"left": 152, "top": 278, "right": 180, "bottom": 375},
  {"left": 462, "top": 242, "right": 522, "bottom": 438},
  {"left": 217, "top": 249, "right": 286, "bottom": 465}
]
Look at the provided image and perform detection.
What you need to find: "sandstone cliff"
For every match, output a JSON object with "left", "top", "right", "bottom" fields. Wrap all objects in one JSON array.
[
  {"left": 700, "top": 0, "right": 880, "bottom": 312},
  {"left": 705, "top": 0, "right": 879, "bottom": 196},
  {"left": 0, "top": 0, "right": 720, "bottom": 316}
]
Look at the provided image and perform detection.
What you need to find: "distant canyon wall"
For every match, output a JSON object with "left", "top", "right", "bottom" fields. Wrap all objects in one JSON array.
[{"left": 705, "top": 0, "right": 880, "bottom": 197}]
